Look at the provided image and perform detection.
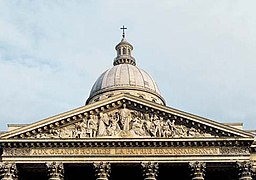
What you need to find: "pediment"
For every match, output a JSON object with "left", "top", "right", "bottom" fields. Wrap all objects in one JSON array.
[{"left": 0, "top": 94, "right": 254, "bottom": 139}]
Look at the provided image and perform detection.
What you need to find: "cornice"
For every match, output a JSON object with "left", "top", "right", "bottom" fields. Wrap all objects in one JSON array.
[{"left": 0, "top": 138, "right": 253, "bottom": 148}]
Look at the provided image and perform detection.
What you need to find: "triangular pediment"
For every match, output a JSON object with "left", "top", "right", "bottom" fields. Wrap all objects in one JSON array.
[{"left": 0, "top": 94, "right": 254, "bottom": 139}]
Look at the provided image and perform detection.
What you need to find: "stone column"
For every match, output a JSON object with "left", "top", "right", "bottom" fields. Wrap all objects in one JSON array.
[
  {"left": 46, "top": 162, "right": 64, "bottom": 180},
  {"left": 141, "top": 162, "right": 159, "bottom": 180},
  {"left": 0, "top": 162, "right": 18, "bottom": 180},
  {"left": 93, "top": 162, "right": 111, "bottom": 180},
  {"left": 237, "top": 161, "right": 253, "bottom": 180},
  {"left": 189, "top": 161, "right": 206, "bottom": 180}
]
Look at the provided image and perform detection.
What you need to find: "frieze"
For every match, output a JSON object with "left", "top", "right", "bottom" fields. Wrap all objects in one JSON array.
[
  {"left": 220, "top": 147, "right": 250, "bottom": 155},
  {"left": 29, "top": 107, "right": 213, "bottom": 139},
  {"left": 1, "top": 147, "right": 250, "bottom": 157}
]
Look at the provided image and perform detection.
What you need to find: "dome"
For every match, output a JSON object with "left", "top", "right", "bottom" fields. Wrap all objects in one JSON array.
[
  {"left": 90, "top": 64, "right": 160, "bottom": 95},
  {"left": 86, "top": 29, "right": 165, "bottom": 105}
]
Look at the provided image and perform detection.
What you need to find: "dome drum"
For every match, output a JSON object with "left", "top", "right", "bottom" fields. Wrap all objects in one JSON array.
[
  {"left": 113, "top": 56, "right": 136, "bottom": 66},
  {"left": 87, "top": 85, "right": 165, "bottom": 105}
]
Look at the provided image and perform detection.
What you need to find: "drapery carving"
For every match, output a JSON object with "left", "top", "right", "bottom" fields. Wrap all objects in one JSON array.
[
  {"left": 237, "top": 161, "right": 253, "bottom": 180},
  {"left": 141, "top": 162, "right": 159, "bottom": 180},
  {"left": 189, "top": 161, "right": 206, "bottom": 180},
  {"left": 30, "top": 107, "right": 213, "bottom": 138},
  {"left": 0, "top": 162, "right": 18, "bottom": 180},
  {"left": 93, "top": 162, "right": 111, "bottom": 180},
  {"left": 46, "top": 162, "right": 64, "bottom": 180}
]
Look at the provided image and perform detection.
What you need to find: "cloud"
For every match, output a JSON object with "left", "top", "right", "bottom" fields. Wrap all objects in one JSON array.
[{"left": 0, "top": 0, "right": 256, "bottom": 131}]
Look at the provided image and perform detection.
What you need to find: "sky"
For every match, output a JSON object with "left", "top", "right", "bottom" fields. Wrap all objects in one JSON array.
[{"left": 0, "top": 0, "right": 255, "bottom": 131}]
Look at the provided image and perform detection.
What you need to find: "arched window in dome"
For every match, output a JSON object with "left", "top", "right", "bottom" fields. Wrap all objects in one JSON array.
[
  {"left": 128, "top": 49, "right": 131, "bottom": 55},
  {"left": 123, "top": 47, "right": 126, "bottom": 55},
  {"left": 118, "top": 48, "right": 121, "bottom": 55}
]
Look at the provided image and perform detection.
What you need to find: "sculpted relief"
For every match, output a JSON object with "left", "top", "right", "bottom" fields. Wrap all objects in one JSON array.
[{"left": 32, "top": 107, "right": 213, "bottom": 139}]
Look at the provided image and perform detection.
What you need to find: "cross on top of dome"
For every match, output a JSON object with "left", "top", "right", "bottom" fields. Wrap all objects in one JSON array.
[{"left": 120, "top": 25, "right": 127, "bottom": 38}]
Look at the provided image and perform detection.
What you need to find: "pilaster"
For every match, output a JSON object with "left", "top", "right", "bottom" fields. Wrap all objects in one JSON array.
[
  {"left": 93, "top": 162, "right": 111, "bottom": 180},
  {"left": 0, "top": 162, "right": 18, "bottom": 180},
  {"left": 46, "top": 162, "right": 64, "bottom": 180},
  {"left": 141, "top": 162, "right": 159, "bottom": 180},
  {"left": 189, "top": 161, "right": 206, "bottom": 180}
]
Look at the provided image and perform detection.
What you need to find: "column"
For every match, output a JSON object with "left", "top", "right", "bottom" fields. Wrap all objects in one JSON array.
[
  {"left": 141, "top": 162, "right": 159, "bottom": 180},
  {"left": 93, "top": 162, "right": 111, "bottom": 180},
  {"left": 189, "top": 161, "right": 206, "bottom": 180},
  {"left": 237, "top": 161, "right": 253, "bottom": 180},
  {"left": 46, "top": 162, "right": 64, "bottom": 180},
  {"left": 0, "top": 162, "right": 18, "bottom": 180}
]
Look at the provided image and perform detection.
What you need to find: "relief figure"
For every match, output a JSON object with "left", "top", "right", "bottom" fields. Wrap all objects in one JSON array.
[{"left": 98, "top": 112, "right": 110, "bottom": 136}]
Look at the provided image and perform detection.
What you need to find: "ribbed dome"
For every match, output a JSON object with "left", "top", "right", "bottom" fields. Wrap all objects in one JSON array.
[
  {"left": 86, "top": 64, "right": 165, "bottom": 105},
  {"left": 90, "top": 63, "right": 160, "bottom": 95},
  {"left": 86, "top": 30, "right": 165, "bottom": 105}
]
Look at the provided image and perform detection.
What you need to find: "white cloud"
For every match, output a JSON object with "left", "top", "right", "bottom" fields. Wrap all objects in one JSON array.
[{"left": 0, "top": 0, "right": 256, "bottom": 131}]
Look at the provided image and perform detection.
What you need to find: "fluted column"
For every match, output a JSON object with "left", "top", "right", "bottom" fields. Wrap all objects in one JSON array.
[
  {"left": 93, "top": 162, "right": 111, "bottom": 180},
  {"left": 237, "top": 161, "right": 253, "bottom": 180},
  {"left": 189, "top": 161, "right": 206, "bottom": 180},
  {"left": 46, "top": 162, "right": 64, "bottom": 180},
  {"left": 0, "top": 162, "right": 18, "bottom": 180},
  {"left": 141, "top": 162, "right": 159, "bottom": 180}
]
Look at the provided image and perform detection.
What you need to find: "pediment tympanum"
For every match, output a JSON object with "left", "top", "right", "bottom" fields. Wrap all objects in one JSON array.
[
  {"left": 0, "top": 94, "right": 253, "bottom": 139},
  {"left": 31, "top": 105, "right": 213, "bottom": 139}
]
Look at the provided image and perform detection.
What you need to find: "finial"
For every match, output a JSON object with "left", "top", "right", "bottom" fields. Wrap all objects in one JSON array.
[{"left": 120, "top": 25, "right": 127, "bottom": 38}]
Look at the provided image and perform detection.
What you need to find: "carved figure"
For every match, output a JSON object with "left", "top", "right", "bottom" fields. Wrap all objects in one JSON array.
[
  {"left": 162, "top": 123, "right": 172, "bottom": 137},
  {"left": 87, "top": 115, "right": 98, "bottom": 137},
  {"left": 28, "top": 107, "right": 215, "bottom": 139},
  {"left": 98, "top": 113, "right": 110, "bottom": 136},
  {"left": 119, "top": 105, "right": 131, "bottom": 131},
  {"left": 107, "top": 112, "right": 121, "bottom": 136},
  {"left": 153, "top": 115, "right": 161, "bottom": 137}
]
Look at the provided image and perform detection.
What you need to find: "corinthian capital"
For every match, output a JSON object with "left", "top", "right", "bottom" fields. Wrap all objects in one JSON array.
[
  {"left": 93, "top": 162, "right": 111, "bottom": 180},
  {"left": 189, "top": 161, "right": 206, "bottom": 180},
  {"left": 46, "top": 162, "right": 64, "bottom": 180},
  {"left": 141, "top": 162, "right": 159, "bottom": 180},
  {"left": 237, "top": 161, "right": 253, "bottom": 180},
  {"left": 0, "top": 162, "right": 18, "bottom": 180}
]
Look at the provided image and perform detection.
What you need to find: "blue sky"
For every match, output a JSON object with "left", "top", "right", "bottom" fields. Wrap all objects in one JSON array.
[{"left": 0, "top": 0, "right": 256, "bottom": 131}]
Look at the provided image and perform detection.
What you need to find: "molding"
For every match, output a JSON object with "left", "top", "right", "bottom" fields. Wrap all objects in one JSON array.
[
  {"left": 0, "top": 138, "right": 253, "bottom": 148},
  {"left": 0, "top": 94, "right": 254, "bottom": 139}
]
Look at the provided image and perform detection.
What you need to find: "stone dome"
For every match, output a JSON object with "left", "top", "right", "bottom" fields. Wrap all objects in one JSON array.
[{"left": 86, "top": 32, "right": 165, "bottom": 105}]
